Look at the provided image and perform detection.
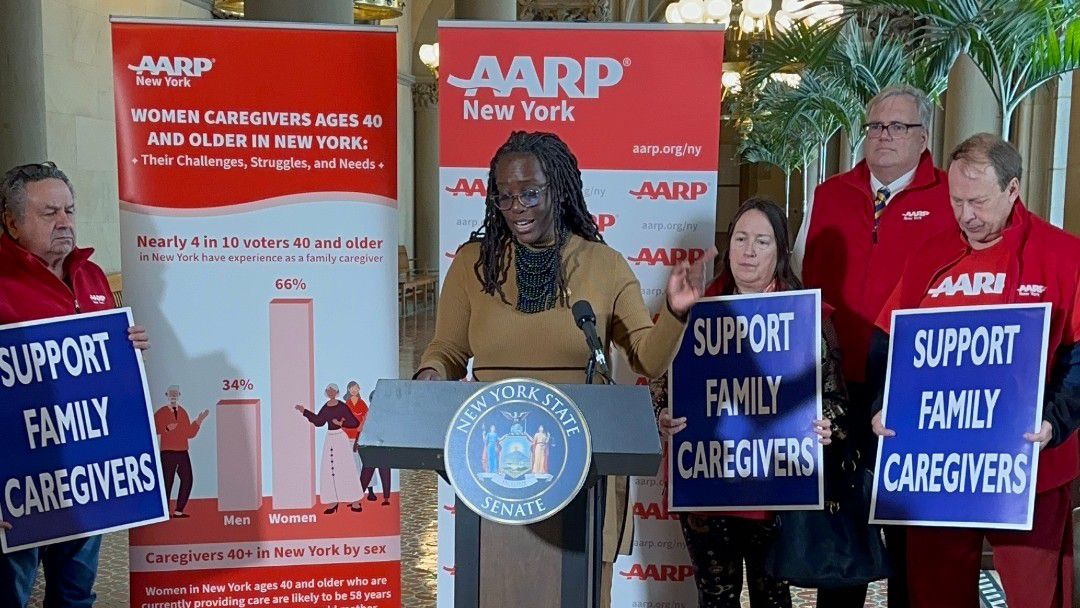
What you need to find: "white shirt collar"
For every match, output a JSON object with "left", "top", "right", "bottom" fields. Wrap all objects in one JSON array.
[{"left": 870, "top": 165, "right": 918, "bottom": 200}]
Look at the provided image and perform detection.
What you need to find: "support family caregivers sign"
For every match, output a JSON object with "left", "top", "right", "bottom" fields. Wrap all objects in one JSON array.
[
  {"left": 871, "top": 303, "right": 1050, "bottom": 530},
  {"left": 0, "top": 309, "right": 166, "bottom": 552},
  {"left": 669, "top": 290, "right": 823, "bottom": 511}
]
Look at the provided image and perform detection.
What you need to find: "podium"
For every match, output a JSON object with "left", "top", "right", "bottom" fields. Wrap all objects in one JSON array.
[{"left": 359, "top": 379, "right": 662, "bottom": 608}]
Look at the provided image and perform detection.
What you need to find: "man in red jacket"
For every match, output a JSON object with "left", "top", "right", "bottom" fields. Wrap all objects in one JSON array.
[
  {"left": 0, "top": 162, "right": 150, "bottom": 608},
  {"left": 872, "top": 134, "right": 1080, "bottom": 608},
  {"left": 800, "top": 85, "right": 955, "bottom": 607}
]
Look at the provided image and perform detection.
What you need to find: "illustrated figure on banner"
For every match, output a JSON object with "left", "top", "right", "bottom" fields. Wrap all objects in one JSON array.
[
  {"left": 296, "top": 382, "right": 363, "bottom": 514},
  {"left": 359, "top": 388, "right": 393, "bottom": 506},
  {"left": 342, "top": 380, "right": 374, "bottom": 512},
  {"left": 153, "top": 384, "right": 209, "bottom": 519}
]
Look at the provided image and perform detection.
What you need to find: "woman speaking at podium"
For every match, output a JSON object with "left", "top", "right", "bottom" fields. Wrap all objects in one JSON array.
[{"left": 415, "top": 130, "right": 714, "bottom": 606}]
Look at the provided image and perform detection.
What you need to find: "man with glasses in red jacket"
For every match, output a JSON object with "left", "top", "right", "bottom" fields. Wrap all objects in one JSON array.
[
  {"left": 799, "top": 85, "right": 955, "bottom": 607},
  {"left": 0, "top": 162, "right": 150, "bottom": 608}
]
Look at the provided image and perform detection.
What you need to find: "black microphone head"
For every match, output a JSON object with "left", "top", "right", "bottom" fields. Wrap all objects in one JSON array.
[{"left": 572, "top": 300, "right": 595, "bottom": 328}]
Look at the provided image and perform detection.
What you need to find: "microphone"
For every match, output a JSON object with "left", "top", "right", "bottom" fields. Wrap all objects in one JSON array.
[{"left": 572, "top": 300, "right": 611, "bottom": 381}]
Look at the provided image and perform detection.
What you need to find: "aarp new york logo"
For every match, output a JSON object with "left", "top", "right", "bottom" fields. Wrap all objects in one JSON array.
[
  {"left": 444, "top": 379, "right": 591, "bottom": 525},
  {"left": 127, "top": 55, "right": 214, "bottom": 88},
  {"left": 446, "top": 55, "right": 626, "bottom": 98}
]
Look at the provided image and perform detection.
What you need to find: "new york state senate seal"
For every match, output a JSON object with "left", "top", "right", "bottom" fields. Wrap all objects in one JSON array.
[{"left": 444, "top": 378, "right": 592, "bottom": 525}]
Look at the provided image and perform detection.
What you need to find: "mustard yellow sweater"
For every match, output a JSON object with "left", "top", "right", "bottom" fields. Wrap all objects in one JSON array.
[{"left": 419, "top": 234, "right": 687, "bottom": 383}]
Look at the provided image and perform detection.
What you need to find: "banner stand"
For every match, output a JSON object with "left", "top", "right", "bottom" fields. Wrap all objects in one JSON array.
[{"left": 112, "top": 18, "right": 402, "bottom": 607}]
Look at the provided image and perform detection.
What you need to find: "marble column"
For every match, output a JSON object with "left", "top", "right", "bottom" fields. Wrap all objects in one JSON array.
[
  {"left": 454, "top": 0, "right": 516, "bottom": 20},
  {"left": 1060, "top": 75, "right": 1080, "bottom": 235},
  {"left": 942, "top": 54, "right": 1001, "bottom": 155},
  {"left": 385, "top": 2, "right": 417, "bottom": 255},
  {"left": 411, "top": 0, "right": 517, "bottom": 273},
  {"left": 413, "top": 82, "right": 440, "bottom": 272},
  {"left": 1013, "top": 81, "right": 1058, "bottom": 221},
  {"left": 0, "top": 1, "right": 46, "bottom": 171},
  {"left": 930, "top": 102, "right": 946, "bottom": 165}
]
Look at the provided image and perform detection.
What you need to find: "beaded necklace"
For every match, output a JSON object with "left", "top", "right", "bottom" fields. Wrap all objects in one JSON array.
[{"left": 513, "top": 233, "right": 565, "bottom": 314}]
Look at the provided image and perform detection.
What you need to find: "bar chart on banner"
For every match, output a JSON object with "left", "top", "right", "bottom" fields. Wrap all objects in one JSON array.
[
  {"left": 128, "top": 289, "right": 399, "bottom": 523},
  {"left": 125, "top": 238, "right": 402, "bottom": 605}
]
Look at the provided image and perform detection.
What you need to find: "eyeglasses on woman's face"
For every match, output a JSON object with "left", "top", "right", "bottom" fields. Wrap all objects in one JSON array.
[{"left": 489, "top": 184, "right": 549, "bottom": 210}]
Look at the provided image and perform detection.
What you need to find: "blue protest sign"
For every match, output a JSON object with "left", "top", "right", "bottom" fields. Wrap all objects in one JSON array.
[
  {"left": 870, "top": 303, "right": 1050, "bottom": 530},
  {"left": 669, "top": 290, "right": 823, "bottom": 511},
  {"left": 0, "top": 308, "right": 167, "bottom": 552}
]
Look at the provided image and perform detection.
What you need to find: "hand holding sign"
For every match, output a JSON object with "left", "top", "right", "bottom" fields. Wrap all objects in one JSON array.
[
  {"left": 871, "top": 411, "right": 895, "bottom": 438},
  {"left": 812, "top": 418, "right": 833, "bottom": 446},
  {"left": 657, "top": 407, "right": 687, "bottom": 438},
  {"left": 1024, "top": 420, "right": 1052, "bottom": 450},
  {"left": 127, "top": 325, "right": 150, "bottom": 351},
  {"left": 663, "top": 405, "right": 833, "bottom": 446}
]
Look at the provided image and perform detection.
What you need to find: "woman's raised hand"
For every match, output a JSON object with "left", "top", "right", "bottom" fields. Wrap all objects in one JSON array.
[{"left": 666, "top": 247, "right": 718, "bottom": 319}]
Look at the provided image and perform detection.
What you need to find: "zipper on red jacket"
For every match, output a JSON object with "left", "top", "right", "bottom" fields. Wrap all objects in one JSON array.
[{"left": 74, "top": 298, "right": 80, "bottom": 313}]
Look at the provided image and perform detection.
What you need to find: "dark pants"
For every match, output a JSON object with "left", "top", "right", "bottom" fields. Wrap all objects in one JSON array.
[
  {"left": 820, "top": 382, "right": 908, "bottom": 608},
  {"left": 360, "top": 467, "right": 391, "bottom": 500},
  {"left": 679, "top": 514, "right": 791, "bottom": 608},
  {"left": 161, "top": 450, "right": 193, "bottom": 512},
  {"left": 0, "top": 535, "right": 100, "bottom": 608}
]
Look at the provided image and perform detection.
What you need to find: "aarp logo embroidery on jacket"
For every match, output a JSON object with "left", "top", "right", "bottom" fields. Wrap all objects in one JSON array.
[
  {"left": 89, "top": 294, "right": 107, "bottom": 305},
  {"left": 927, "top": 273, "right": 1006, "bottom": 298},
  {"left": 903, "top": 210, "right": 931, "bottom": 221},
  {"left": 1017, "top": 284, "right": 1047, "bottom": 297}
]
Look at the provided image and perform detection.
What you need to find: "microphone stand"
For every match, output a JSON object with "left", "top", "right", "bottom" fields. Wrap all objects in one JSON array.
[
  {"left": 581, "top": 338, "right": 612, "bottom": 608},
  {"left": 584, "top": 353, "right": 615, "bottom": 385}
]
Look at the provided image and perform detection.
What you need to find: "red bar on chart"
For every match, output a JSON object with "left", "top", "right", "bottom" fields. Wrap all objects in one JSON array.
[
  {"left": 269, "top": 298, "right": 316, "bottom": 509},
  {"left": 216, "top": 399, "right": 262, "bottom": 512}
]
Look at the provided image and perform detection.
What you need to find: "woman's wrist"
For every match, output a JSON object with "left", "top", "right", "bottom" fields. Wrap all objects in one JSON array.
[
  {"left": 666, "top": 298, "right": 688, "bottom": 323},
  {"left": 414, "top": 367, "right": 441, "bottom": 380}
]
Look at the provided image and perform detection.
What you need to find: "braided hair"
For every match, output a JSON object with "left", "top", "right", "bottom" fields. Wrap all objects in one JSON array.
[{"left": 471, "top": 131, "right": 604, "bottom": 308}]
